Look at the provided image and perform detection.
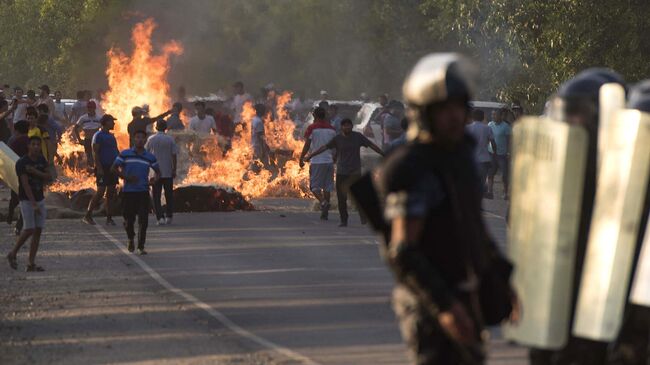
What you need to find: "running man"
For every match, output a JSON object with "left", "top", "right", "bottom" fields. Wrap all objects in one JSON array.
[
  {"left": 112, "top": 130, "right": 160, "bottom": 255},
  {"left": 6, "top": 136, "right": 51, "bottom": 271},
  {"left": 299, "top": 107, "right": 336, "bottom": 220},
  {"left": 305, "top": 118, "right": 384, "bottom": 226},
  {"left": 83, "top": 115, "right": 120, "bottom": 226}
]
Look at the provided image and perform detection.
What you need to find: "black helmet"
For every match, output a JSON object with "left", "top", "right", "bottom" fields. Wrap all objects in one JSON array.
[
  {"left": 576, "top": 68, "right": 625, "bottom": 86},
  {"left": 557, "top": 74, "right": 609, "bottom": 102},
  {"left": 627, "top": 80, "right": 650, "bottom": 113}
]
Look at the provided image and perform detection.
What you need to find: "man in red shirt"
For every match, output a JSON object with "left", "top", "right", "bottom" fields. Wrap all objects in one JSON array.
[{"left": 299, "top": 107, "right": 336, "bottom": 220}]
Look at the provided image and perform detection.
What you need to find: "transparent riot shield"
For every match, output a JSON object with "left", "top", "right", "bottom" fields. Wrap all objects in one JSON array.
[
  {"left": 0, "top": 142, "right": 19, "bottom": 193},
  {"left": 573, "top": 109, "right": 650, "bottom": 341},
  {"left": 631, "top": 223, "right": 650, "bottom": 306},
  {"left": 598, "top": 83, "right": 626, "bottom": 173},
  {"left": 504, "top": 117, "right": 588, "bottom": 349}
]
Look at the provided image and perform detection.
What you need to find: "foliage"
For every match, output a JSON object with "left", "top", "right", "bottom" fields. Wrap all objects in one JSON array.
[{"left": 2, "top": 0, "right": 650, "bottom": 112}]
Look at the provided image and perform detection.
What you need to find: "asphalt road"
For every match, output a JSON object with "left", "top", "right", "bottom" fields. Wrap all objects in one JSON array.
[{"left": 99, "top": 198, "right": 526, "bottom": 365}]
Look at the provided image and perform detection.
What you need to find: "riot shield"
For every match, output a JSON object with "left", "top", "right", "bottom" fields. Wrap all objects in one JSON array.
[
  {"left": 573, "top": 109, "right": 650, "bottom": 341},
  {"left": 631, "top": 222, "right": 650, "bottom": 306},
  {"left": 598, "top": 83, "right": 626, "bottom": 173},
  {"left": 0, "top": 142, "right": 19, "bottom": 193},
  {"left": 504, "top": 117, "right": 588, "bottom": 349}
]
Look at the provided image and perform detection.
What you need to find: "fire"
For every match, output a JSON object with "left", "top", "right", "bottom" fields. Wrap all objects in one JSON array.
[
  {"left": 51, "top": 18, "right": 182, "bottom": 192},
  {"left": 103, "top": 18, "right": 183, "bottom": 144},
  {"left": 52, "top": 18, "right": 310, "bottom": 200},
  {"left": 182, "top": 92, "right": 310, "bottom": 198}
]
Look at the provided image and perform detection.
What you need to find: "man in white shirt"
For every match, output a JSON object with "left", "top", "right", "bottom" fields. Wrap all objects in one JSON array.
[
  {"left": 232, "top": 81, "right": 252, "bottom": 124},
  {"left": 73, "top": 101, "right": 101, "bottom": 167},
  {"left": 11, "top": 87, "right": 27, "bottom": 123},
  {"left": 466, "top": 109, "right": 496, "bottom": 195},
  {"left": 145, "top": 120, "right": 178, "bottom": 226},
  {"left": 188, "top": 101, "right": 216, "bottom": 134},
  {"left": 299, "top": 106, "right": 336, "bottom": 220}
]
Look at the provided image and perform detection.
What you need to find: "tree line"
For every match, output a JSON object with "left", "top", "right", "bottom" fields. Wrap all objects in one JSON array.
[{"left": 1, "top": 0, "right": 648, "bottom": 112}]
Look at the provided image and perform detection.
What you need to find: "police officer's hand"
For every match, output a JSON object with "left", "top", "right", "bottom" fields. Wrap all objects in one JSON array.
[
  {"left": 509, "top": 288, "right": 522, "bottom": 324},
  {"left": 437, "top": 300, "right": 476, "bottom": 345}
]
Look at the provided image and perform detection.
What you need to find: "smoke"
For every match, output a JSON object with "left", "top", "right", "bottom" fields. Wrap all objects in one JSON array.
[{"left": 98, "top": 0, "right": 429, "bottom": 101}]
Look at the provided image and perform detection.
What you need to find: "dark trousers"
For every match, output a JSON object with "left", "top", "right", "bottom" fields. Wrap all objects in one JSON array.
[
  {"left": 477, "top": 162, "right": 491, "bottom": 193},
  {"left": 83, "top": 137, "right": 94, "bottom": 167},
  {"left": 123, "top": 191, "right": 150, "bottom": 249},
  {"left": 336, "top": 173, "right": 362, "bottom": 224},
  {"left": 152, "top": 178, "right": 174, "bottom": 220}
]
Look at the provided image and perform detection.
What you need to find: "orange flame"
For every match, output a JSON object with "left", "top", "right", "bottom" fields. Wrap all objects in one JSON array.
[
  {"left": 52, "top": 18, "right": 309, "bottom": 199},
  {"left": 183, "top": 92, "right": 310, "bottom": 198},
  {"left": 103, "top": 18, "right": 183, "bottom": 144},
  {"left": 51, "top": 18, "right": 182, "bottom": 192}
]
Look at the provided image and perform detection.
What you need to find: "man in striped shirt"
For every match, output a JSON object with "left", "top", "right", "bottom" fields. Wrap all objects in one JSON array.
[
  {"left": 111, "top": 130, "right": 160, "bottom": 255},
  {"left": 74, "top": 101, "right": 101, "bottom": 168}
]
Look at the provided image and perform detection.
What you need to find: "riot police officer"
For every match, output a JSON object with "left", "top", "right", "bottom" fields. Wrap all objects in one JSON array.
[
  {"left": 377, "top": 53, "right": 514, "bottom": 364},
  {"left": 530, "top": 69, "right": 625, "bottom": 365}
]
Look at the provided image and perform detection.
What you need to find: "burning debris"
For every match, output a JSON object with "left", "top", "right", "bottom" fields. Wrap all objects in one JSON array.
[{"left": 49, "top": 18, "right": 311, "bottom": 212}]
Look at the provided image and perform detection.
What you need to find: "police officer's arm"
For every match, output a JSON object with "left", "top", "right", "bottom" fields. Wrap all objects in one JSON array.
[
  {"left": 388, "top": 203, "right": 476, "bottom": 344},
  {"left": 386, "top": 202, "right": 454, "bottom": 311}
]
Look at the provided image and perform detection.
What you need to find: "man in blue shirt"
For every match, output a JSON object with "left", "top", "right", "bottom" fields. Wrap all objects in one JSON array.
[
  {"left": 83, "top": 114, "right": 120, "bottom": 226},
  {"left": 112, "top": 129, "right": 160, "bottom": 255},
  {"left": 487, "top": 109, "right": 512, "bottom": 199}
]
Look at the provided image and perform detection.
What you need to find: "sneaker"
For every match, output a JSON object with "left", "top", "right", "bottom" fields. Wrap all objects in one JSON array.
[
  {"left": 165, "top": 217, "right": 172, "bottom": 225},
  {"left": 82, "top": 215, "right": 96, "bottom": 225},
  {"left": 106, "top": 217, "right": 116, "bottom": 226},
  {"left": 484, "top": 192, "right": 494, "bottom": 200},
  {"left": 137, "top": 248, "right": 147, "bottom": 255},
  {"left": 157, "top": 218, "right": 166, "bottom": 226},
  {"left": 127, "top": 239, "right": 135, "bottom": 253}
]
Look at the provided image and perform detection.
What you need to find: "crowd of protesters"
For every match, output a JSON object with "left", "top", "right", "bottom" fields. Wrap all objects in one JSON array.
[{"left": 0, "top": 81, "right": 518, "bottom": 270}]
